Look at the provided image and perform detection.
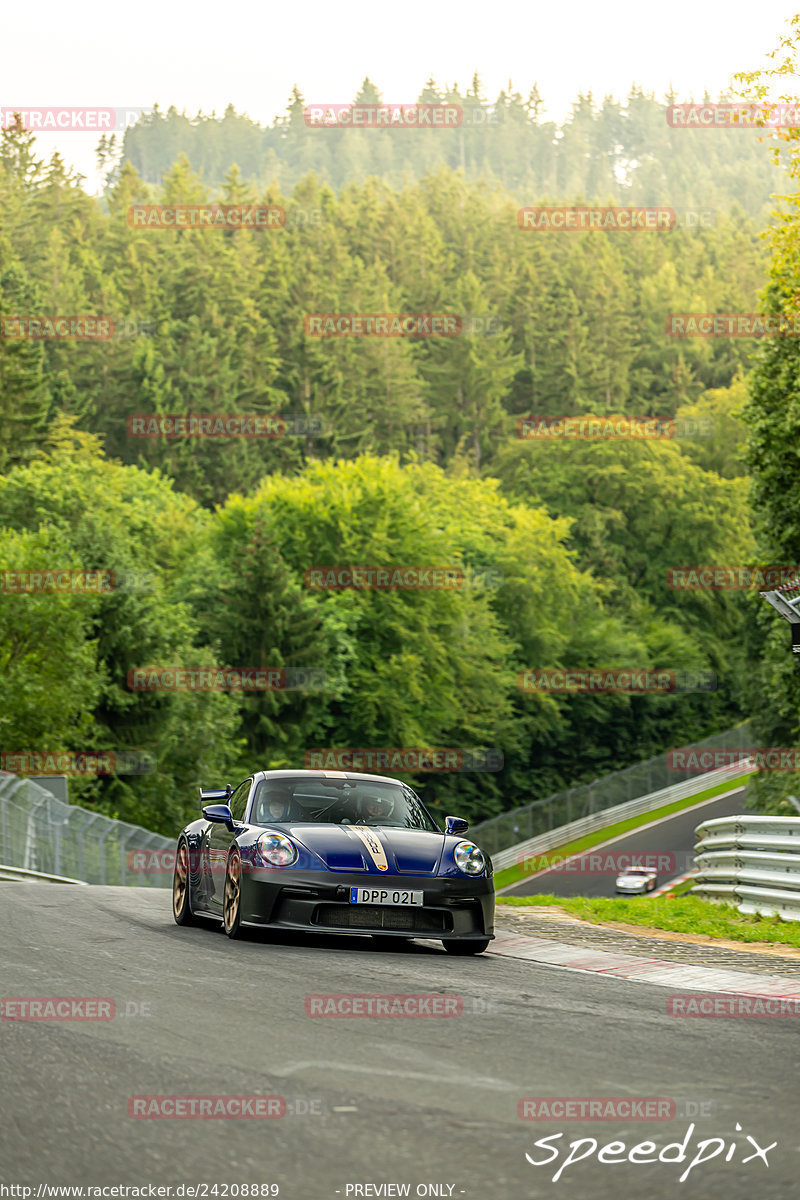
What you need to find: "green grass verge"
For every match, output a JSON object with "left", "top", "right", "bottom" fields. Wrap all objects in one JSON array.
[
  {"left": 493, "top": 773, "right": 753, "bottom": 892},
  {"left": 496, "top": 891, "right": 800, "bottom": 948}
]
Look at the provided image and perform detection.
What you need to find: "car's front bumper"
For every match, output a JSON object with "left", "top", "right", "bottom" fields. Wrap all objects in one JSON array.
[{"left": 238, "top": 867, "right": 494, "bottom": 939}]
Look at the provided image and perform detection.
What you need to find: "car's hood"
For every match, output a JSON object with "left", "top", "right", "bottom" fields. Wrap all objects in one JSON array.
[
  {"left": 617, "top": 874, "right": 651, "bottom": 885},
  {"left": 278, "top": 823, "right": 446, "bottom": 875}
]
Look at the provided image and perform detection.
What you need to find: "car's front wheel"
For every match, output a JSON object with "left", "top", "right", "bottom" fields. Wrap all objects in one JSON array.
[
  {"left": 223, "top": 849, "right": 244, "bottom": 938},
  {"left": 172, "top": 840, "right": 200, "bottom": 926},
  {"left": 442, "top": 938, "right": 491, "bottom": 956}
]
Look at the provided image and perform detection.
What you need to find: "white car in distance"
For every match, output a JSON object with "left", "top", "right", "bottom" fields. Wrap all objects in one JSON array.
[{"left": 615, "top": 865, "right": 658, "bottom": 895}]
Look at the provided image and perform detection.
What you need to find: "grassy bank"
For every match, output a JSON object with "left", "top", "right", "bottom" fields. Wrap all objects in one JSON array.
[{"left": 497, "top": 891, "right": 800, "bottom": 949}]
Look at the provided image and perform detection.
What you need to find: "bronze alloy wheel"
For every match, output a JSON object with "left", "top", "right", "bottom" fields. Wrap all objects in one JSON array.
[
  {"left": 172, "top": 840, "right": 199, "bottom": 926},
  {"left": 223, "top": 849, "right": 243, "bottom": 938}
]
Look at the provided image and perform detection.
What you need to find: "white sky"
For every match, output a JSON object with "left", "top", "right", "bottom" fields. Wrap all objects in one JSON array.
[{"left": 2, "top": 0, "right": 799, "bottom": 191}]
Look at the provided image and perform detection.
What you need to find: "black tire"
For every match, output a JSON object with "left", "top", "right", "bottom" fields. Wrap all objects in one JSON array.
[
  {"left": 172, "top": 840, "right": 200, "bottom": 926},
  {"left": 223, "top": 848, "right": 244, "bottom": 938},
  {"left": 442, "top": 938, "right": 491, "bottom": 956}
]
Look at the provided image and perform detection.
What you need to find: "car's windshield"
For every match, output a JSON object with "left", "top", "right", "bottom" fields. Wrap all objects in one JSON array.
[{"left": 250, "top": 777, "right": 440, "bottom": 831}]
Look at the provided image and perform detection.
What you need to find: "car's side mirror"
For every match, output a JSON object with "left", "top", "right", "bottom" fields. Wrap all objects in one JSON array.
[
  {"left": 445, "top": 815, "right": 469, "bottom": 836},
  {"left": 202, "top": 803, "right": 235, "bottom": 831}
]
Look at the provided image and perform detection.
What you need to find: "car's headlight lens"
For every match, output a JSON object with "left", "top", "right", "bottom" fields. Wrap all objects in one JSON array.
[
  {"left": 257, "top": 833, "right": 297, "bottom": 867},
  {"left": 453, "top": 840, "right": 486, "bottom": 876}
]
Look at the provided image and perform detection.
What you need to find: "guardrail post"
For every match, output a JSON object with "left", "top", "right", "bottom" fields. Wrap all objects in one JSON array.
[
  {"left": 96, "top": 825, "right": 113, "bottom": 885},
  {"left": 0, "top": 790, "right": 7, "bottom": 864}
]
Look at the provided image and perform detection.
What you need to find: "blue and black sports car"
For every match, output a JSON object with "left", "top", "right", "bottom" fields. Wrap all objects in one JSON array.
[{"left": 172, "top": 769, "right": 494, "bottom": 954}]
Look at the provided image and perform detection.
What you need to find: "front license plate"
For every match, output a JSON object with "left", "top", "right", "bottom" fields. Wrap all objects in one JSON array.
[{"left": 350, "top": 887, "right": 423, "bottom": 906}]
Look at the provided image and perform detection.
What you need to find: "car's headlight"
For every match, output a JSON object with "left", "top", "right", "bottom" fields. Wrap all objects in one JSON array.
[
  {"left": 257, "top": 833, "right": 298, "bottom": 867},
  {"left": 453, "top": 840, "right": 486, "bottom": 876}
]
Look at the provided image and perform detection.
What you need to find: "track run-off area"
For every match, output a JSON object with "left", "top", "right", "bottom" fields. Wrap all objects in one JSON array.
[
  {"left": 2, "top": 880, "right": 799, "bottom": 1198},
  {"left": 502, "top": 787, "right": 748, "bottom": 899}
]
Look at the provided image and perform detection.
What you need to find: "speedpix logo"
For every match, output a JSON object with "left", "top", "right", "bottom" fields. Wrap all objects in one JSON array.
[{"left": 524, "top": 1121, "right": 776, "bottom": 1183}]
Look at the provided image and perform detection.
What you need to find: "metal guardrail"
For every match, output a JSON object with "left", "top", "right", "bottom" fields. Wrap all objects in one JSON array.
[
  {"left": 0, "top": 863, "right": 87, "bottom": 884},
  {"left": 694, "top": 814, "right": 800, "bottom": 920},
  {"left": 492, "top": 764, "right": 752, "bottom": 874},
  {"left": 472, "top": 722, "right": 754, "bottom": 857},
  {"left": 0, "top": 771, "right": 174, "bottom": 887}
]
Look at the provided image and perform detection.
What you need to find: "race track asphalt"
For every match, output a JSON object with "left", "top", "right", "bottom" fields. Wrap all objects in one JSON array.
[{"left": 1, "top": 881, "right": 797, "bottom": 1199}]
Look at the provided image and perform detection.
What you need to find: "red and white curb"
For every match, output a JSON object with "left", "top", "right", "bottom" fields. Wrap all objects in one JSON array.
[
  {"left": 488, "top": 929, "right": 800, "bottom": 997},
  {"left": 650, "top": 869, "right": 698, "bottom": 897}
]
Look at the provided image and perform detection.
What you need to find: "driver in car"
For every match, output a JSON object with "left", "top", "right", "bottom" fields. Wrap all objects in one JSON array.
[
  {"left": 361, "top": 793, "right": 394, "bottom": 824},
  {"left": 260, "top": 787, "right": 294, "bottom": 823}
]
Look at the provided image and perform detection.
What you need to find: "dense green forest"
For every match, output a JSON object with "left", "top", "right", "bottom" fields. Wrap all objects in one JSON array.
[
  {"left": 113, "top": 81, "right": 783, "bottom": 220},
  {"left": 0, "top": 95, "right": 778, "bottom": 835}
]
